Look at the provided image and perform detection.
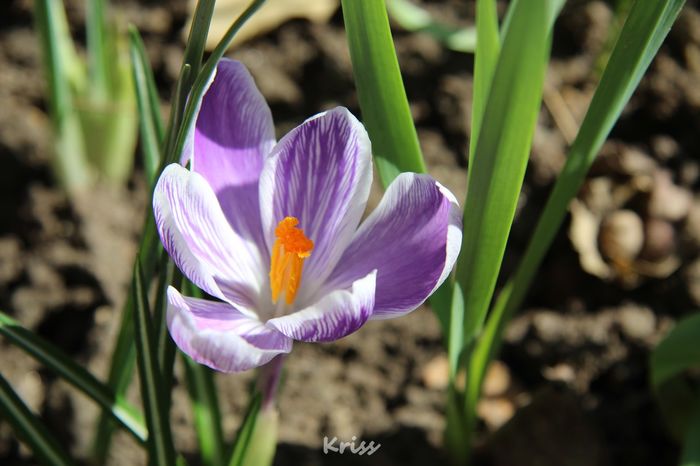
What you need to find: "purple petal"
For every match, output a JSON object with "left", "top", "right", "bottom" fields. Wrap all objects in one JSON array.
[
  {"left": 325, "top": 173, "right": 462, "bottom": 319},
  {"left": 167, "top": 287, "right": 292, "bottom": 372},
  {"left": 258, "top": 107, "right": 372, "bottom": 299},
  {"left": 187, "top": 59, "right": 275, "bottom": 257},
  {"left": 154, "top": 163, "right": 266, "bottom": 312},
  {"left": 265, "top": 271, "right": 376, "bottom": 342}
]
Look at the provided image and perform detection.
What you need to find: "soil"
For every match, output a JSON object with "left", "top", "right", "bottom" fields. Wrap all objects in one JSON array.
[{"left": 1, "top": 0, "right": 700, "bottom": 465}]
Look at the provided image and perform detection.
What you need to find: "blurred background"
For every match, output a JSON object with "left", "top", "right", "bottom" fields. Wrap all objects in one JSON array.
[{"left": 1, "top": 0, "right": 700, "bottom": 464}]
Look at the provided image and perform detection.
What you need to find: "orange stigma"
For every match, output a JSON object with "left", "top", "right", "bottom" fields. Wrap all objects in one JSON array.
[{"left": 269, "top": 217, "right": 313, "bottom": 305}]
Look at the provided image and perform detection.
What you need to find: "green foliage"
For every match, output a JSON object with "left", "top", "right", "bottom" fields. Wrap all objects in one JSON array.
[
  {"left": 0, "top": 374, "right": 75, "bottom": 466},
  {"left": 34, "top": 0, "right": 137, "bottom": 191},
  {"left": 0, "top": 312, "right": 147, "bottom": 443},
  {"left": 341, "top": 0, "right": 426, "bottom": 187},
  {"left": 386, "top": 0, "right": 476, "bottom": 52},
  {"left": 651, "top": 312, "right": 700, "bottom": 460},
  {"left": 132, "top": 261, "right": 176, "bottom": 466}
]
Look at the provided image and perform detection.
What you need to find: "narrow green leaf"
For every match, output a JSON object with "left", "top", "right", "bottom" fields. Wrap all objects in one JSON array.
[
  {"left": 164, "top": 0, "right": 215, "bottom": 163},
  {"left": 180, "top": 280, "right": 225, "bottom": 466},
  {"left": 651, "top": 313, "right": 700, "bottom": 443},
  {"left": 0, "top": 373, "right": 75, "bottom": 466},
  {"left": 129, "top": 26, "right": 165, "bottom": 147},
  {"left": 341, "top": 0, "right": 426, "bottom": 187},
  {"left": 129, "top": 26, "right": 163, "bottom": 186},
  {"left": 86, "top": 0, "right": 109, "bottom": 100},
  {"left": 651, "top": 313, "right": 700, "bottom": 389},
  {"left": 169, "top": 0, "right": 267, "bottom": 167},
  {"left": 0, "top": 312, "right": 146, "bottom": 443},
  {"left": 155, "top": 256, "right": 180, "bottom": 412},
  {"left": 182, "top": 0, "right": 216, "bottom": 80},
  {"left": 92, "top": 292, "right": 137, "bottom": 461},
  {"left": 470, "top": 0, "right": 686, "bottom": 410},
  {"left": 164, "top": 64, "right": 192, "bottom": 166},
  {"left": 681, "top": 402, "right": 700, "bottom": 466},
  {"left": 468, "top": 0, "right": 499, "bottom": 168},
  {"left": 34, "top": 0, "right": 92, "bottom": 190},
  {"left": 92, "top": 163, "right": 167, "bottom": 464},
  {"left": 132, "top": 260, "right": 176, "bottom": 466},
  {"left": 456, "top": 0, "right": 550, "bottom": 345},
  {"left": 435, "top": 0, "right": 499, "bottom": 377},
  {"left": 95, "top": 1, "right": 264, "bottom": 459},
  {"left": 185, "top": 358, "right": 226, "bottom": 466},
  {"left": 228, "top": 393, "right": 262, "bottom": 466}
]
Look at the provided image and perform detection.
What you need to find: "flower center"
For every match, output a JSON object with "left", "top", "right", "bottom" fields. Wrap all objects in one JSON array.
[{"left": 269, "top": 216, "right": 314, "bottom": 305}]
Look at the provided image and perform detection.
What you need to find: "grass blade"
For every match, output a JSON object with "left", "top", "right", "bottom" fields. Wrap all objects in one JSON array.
[
  {"left": 470, "top": 0, "right": 686, "bottom": 414},
  {"left": 341, "top": 0, "right": 426, "bottom": 187},
  {"left": 93, "top": 198, "right": 164, "bottom": 460},
  {"left": 182, "top": 0, "right": 216, "bottom": 80},
  {"left": 86, "top": 0, "right": 109, "bottom": 100},
  {"left": 95, "top": 0, "right": 264, "bottom": 458},
  {"left": 681, "top": 403, "right": 700, "bottom": 466},
  {"left": 650, "top": 313, "right": 700, "bottom": 448},
  {"left": 468, "top": 0, "right": 499, "bottom": 168},
  {"left": 132, "top": 260, "right": 176, "bottom": 466},
  {"left": 651, "top": 313, "right": 700, "bottom": 390},
  {"left": 456, "top": 0, "right": 551, "bottom": 345},
  {"left": 169, "top": 0, "right": 266, "bottom": 166},
  {"left": 34, "top": 0, "right": 92, "bottom": 191},
  {"left": 164, "top": 0, "right": 215, "bottom": 160},
  {"left": 129, "top": 25, "right": 164, "bottom": 186},
  {"left": 180, "top": 280, "right": 225, "bottom": 466},
  {"left": 227, "top": 393, "right": 262, "bottom": 466},
  {"left": 185, "top": 358, "right": 226, "bottom": 466},
  {"left": 0, "top": 312, "right": 146, "bottom": 443},
  {"left": 0, "top": 373, "right": 75, "bottom": 466}
]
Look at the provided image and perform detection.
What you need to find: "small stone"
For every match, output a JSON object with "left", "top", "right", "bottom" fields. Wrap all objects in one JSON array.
[
  {"left": 421, "top": 354, "right": 450, "bottom": 390},
  {"left": 534, "top": 311, "right": 565, "bottom": 343},
  {"left": 542, "top": 363, "right": 576, "bottom": 384},
  {"left": 648, "top": 170, "right": 692, "bottom": 221},
  {"left": 599, "top": 210, "right": 645, "bottom": 262},
  {"left": 617, "top": 305, "right": 656, "bottom": 341},
  {"left": 477, "top": 397, "right": 516, "bottom": 431},
  {"left": 641, "top": 218, "right": 676, "bottom": 261},
  {"left": 651, "top": 135, "right": 680, "bottom": 161},
  {"left": 482, "top": 361, "right": 512, "bottom": 397}
]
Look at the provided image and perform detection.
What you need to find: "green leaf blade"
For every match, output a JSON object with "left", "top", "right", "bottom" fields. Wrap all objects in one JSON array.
[
  {"left": 651, "top": 313, "right": 700, "bottom": 390},
  {"left": 0, "top": 373, "right": 75, "bottom": 466},
  {"left": 341, "top": 0, "right": 426, "bottom": 187},
  {"left": 227, "top": 393, "right": 263, "bottom": 466},
  {"left": 129, "top": 26, "right": 163, "bottom": 186},
  {"left": 0, "top": 312, "right": 146, "bottom": 443},
  {"left": 185, "top": 358, "right": 226, "bottom": 466},
  {"left": 457, "top": 0, "right": 551, "bottom": 344},
  {"left": 468, "top": 0, "right": 499, "bottom": 168},
  {"left": 471, "top": 0, "right": 687, "bottom": 402},
  {"left": 132, "top": 261, "right": 176, "bottom": 466}
]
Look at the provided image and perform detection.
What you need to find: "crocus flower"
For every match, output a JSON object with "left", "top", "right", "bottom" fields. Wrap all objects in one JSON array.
[{"left": 154, "top": 59, "right": 462, "bottom": 373}]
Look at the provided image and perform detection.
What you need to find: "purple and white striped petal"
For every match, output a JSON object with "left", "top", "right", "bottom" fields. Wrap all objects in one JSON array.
[
  {"left": 265, "top": 271, "right": 376, "bottom": 342},
  {"left": 154, "top": 163, "right": 266, "bottom": 313},
  {"left": 185, "top": 59, "right": 275, "bottom": 256},
  {"left": 325, "top": 173, "right": 462, "bottom": 319},
  {"left": 167, "top": 287, "right": 292, "bottom": 372},
  {"left": 258, "top": 107, "right": 372, "bottom": 300}
]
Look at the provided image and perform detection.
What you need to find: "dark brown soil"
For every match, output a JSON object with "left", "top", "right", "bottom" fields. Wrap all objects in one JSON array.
[{"left": 1, "top": 0, "right": 700, "bottom": 465}]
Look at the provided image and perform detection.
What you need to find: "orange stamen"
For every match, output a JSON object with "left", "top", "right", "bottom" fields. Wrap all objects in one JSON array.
[{"left": 269, "top": 217, "right": 313, "bottom": 305}]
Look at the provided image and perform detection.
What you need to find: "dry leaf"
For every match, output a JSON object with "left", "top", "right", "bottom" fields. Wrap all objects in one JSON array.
[{"left": 185, "top": 0, "right": 339, "bottom": 50}]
